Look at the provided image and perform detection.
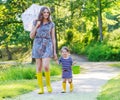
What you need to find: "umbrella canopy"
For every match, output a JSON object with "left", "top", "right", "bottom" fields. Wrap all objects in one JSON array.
[{"left": 21, "top": 4, "right": 43, "bottom": 31}]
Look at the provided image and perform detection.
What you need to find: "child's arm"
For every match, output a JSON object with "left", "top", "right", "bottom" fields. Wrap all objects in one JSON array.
[
  {"left": 72, "top": 61, "right": 77, "bottom": 65},
  {"left": 55, "top": 57, "right": 62, "bottom": 65},
  {"left": 56, "top": 59, "right": 59, "bottom": 65}
]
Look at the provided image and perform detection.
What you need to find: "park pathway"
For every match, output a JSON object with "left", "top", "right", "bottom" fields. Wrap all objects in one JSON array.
[{"left": 8, "top": 54, "right": 120, "bottom": 100}]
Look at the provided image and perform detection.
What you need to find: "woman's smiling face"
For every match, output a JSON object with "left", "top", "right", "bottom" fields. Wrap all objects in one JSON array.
[{"left": 43, "top": 9, "right": 50, "bottom": 19}]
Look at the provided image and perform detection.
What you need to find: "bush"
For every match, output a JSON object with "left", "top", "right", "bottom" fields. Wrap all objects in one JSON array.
[
  {"left": 50, "top": 65, "right": 61, "bottom": 76},
  {"left": 86, "top": 39, "right": 120, "bottom": 61},
  {"left": 0, "top": 63, "right": 61, "bottom": 81},
  {"left": 0, "top": 65, "right": 36, "bottom": 81},
  {"left": 86, "top": 43, "right": 111, "bottom": 61}
]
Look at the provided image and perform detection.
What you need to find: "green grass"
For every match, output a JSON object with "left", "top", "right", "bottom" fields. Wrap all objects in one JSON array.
[
  {"left": 0, "top": 62, "right": 61, "bottom": 81},
  {"left": 0, "top": 76, "right": 61, "bottom": 100},
  {"left": 0, "top": 61, "right": 61, "bottom": 100},
  {"left": 0, "top": 60, "right": 81, "bottom": 99},
  {"left": 0, "top": 64, "right": 36, "bottom": 81},
  {"left": 97, "top": 75, "right": 120, "bottom": 100},
  {"left": 109, "top": 63, "right": 120, "bottom": 68},
  {"left": 0, "top": 79, "right": 37, "bottom": 100}
]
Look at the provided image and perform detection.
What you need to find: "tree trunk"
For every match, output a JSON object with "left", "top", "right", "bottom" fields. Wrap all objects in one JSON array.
[
  {"left": 50, "top": 6, "right": 58, "bottom": 54},
  {"left": 5, "top": 45, "right": 12, "bottom": 60},
  {"left": 0, "top": 50, "right": 2, "bottom": 58},
  {"left": 97, "top": 0, "right": 103, "bottom": 41}
]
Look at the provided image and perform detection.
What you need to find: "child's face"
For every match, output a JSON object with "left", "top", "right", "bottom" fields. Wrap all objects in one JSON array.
[{"left": 61, "top": 49, "right": 69, "bottom": 58}]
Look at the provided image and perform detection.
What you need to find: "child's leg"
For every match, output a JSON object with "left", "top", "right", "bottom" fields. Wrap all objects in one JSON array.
[
  {"left": 61, "top": 79, "right": 66, "bottom": 93},
  {"left": 68, "top": 78, "right": 73, "bottom": 92}
]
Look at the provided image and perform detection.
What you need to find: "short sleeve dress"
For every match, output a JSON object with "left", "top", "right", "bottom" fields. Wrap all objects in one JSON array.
[
  {"left": 32, "top": 21, "right": 55, "bottom": 58},
  {"left": 59, "top": 56, "right": 73, "bottom": 78}
]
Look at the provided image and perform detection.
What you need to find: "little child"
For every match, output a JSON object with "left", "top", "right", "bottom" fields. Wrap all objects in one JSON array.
[{"left": 58, "top": 46, "right": 75, "bottom": 93}]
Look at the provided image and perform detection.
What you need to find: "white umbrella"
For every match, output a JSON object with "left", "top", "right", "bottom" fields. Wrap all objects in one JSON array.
[{"left": 21, "top": 4, "right": 43, "bottom": 31}]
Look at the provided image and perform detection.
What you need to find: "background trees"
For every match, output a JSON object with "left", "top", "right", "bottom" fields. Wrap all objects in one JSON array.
[{"left": 0, "top": 0, "right": 120, "bottom": 61}]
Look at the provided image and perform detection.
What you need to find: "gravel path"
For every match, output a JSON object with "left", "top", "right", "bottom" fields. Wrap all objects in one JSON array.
[{"left": 7, "top": 55, "right": 120, "bottom": 100}]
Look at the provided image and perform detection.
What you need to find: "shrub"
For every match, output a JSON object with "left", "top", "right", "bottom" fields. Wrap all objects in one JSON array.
[
  {"left": 0, "top": 65, "right": 36, "bottom": 81},
  {"left": 0, "top": 63, "right": 61, "bottom": 81},
  {"left": 50, "top": 65, "right": 61, "bottom": 76}
]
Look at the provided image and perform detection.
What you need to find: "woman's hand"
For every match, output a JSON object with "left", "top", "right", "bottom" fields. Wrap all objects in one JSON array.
[
  {"left": 36, "top": 21, "right": 41, "bottom": 28},
  {"left": 53, "top": 53, "right": 58, "bottom": 64},
  {"left": 53, "top": 53, "right": 58, "bottom": 61}
]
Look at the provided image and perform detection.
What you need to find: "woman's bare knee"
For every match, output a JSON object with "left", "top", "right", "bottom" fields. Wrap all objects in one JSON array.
[{"left": 43, "top": 58, "right": 50, "bottom": 72}]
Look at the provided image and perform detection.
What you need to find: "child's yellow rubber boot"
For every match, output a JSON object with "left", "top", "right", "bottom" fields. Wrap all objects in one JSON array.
[
  {"left": 37, "top": 72, "right": 44, "bottom": 94},
  {"left": 45, "top": 71, "right": 52, "bottom": 93},
  {"left": 70, "top": 83, "right": 73, "bottom": 92},
  {"left": 61, "top": 82, "right": 66, "bottom": 93}
]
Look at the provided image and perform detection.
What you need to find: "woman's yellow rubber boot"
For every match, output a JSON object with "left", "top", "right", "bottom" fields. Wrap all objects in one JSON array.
[
  {"left": 70, "top": 83, "right": 74, "bottom": 92},
  {"left": 37, "top": 73, "right": 44, "bottom": 94},
  {"left": 45, "top": 71, "right": 52, "bottom": 93},
  {"left": 61, "top": 82, "right": 66, "bottom": 93}
]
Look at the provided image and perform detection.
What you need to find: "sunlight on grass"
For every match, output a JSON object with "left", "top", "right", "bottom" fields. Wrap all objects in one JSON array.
[
  {"left": 109, "top": 63, "right": 120, "bottom": 68},
  {"left": 0, "top": 61, "right": 61, "bottom": 100},
  {"left": 0, "top": 80, "right": 37, "bottom": 99},
  {"left": 97, "top": 75, "right": 120, "bottom": 100},
  {"left": 0, "top": 60, "right": 80, "bottom": 100}
]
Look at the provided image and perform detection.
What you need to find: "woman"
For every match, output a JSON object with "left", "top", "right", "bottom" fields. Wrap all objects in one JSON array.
[{"left": 30, "top": 6, "right": 57, "bottom": 94}]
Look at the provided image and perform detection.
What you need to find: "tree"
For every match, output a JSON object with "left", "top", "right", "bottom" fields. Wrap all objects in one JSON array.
[{"left": 97, "top": 0, "right": 103, "bottom": 41}]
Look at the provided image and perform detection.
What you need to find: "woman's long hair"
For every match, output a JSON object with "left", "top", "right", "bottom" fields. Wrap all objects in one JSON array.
[{"left": 37, "top": 6, "right": 52, "bottom": 23}]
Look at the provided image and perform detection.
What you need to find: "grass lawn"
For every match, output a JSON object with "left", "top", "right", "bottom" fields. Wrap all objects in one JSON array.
[
  {"left": 109, "top": 63, "right": 120, "bottom": 68},
  {"left": 97, "top": 63, "right": 120, "bottom": 100},
  {"left": 97, "top": 75, "right": 120, "bottom": 100},
  {"left": 0, "top": 58, "right": 81, "bottom": 100},
  {"left": 0, "top": 79, "right": 37, "bottom": 100},
  {"left": 0, "top": 76, "right": 61, "bottom": 100},
  {"left": 0, "top": 61, "right": 61, "bottom": 100}
]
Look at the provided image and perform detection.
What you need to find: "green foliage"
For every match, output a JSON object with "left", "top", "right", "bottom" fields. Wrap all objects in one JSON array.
[
  {"left": 86, "top": 42, "right": 120, "bottom": 61},
  {"left": 65, "top": 29, "right": 73, "bottom": 44},
  {"left": 50, "top": 65, "right": 61, "bottom": 76},
  {"left": 0, "top": 0, "right": 120, "bottom": 61},
  {"left": 97, "top": 74, "right": 120, "bottom": 100},
  {"left": 0, "top": 62, "right": 61, "bottom": 81},
  {"left": 70, "top": 42, "right": 83, "bottom": 54},
  {"left": 85, "top": 28, "right": 120, "bottom": 61},
  {"left": 86, "top": 43, "right": 111, "bottom": 61},
  {"left": 0, "top": 64, "right": 36, "bottom": 81},
  {"left": 0, "top": 47, "right": 30, "bottom": 61}
]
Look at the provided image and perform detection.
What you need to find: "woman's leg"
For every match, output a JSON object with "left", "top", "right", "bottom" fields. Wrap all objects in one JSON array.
[
  {"left": 36, "top": 58, "right": 42, "bottom": 72},
  {"left": 68, "top": 78, "right": 73, "bottom": 92},
  {"left": 42, "top": 58, "right": 52, "bottom": 93},
  {"left": 36, "top": 58, "right": 44, "bottom": 94},
  {"left": 62, "top": 79, "right": 67, "bottom": 93}
]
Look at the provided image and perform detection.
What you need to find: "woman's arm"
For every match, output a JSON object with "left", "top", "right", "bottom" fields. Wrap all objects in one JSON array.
[
  {"left": 30, "top": 21, "right": 40, "bottom": 39},
  {"left": 51, "top": 26, "right": 57, "bottom": 60}
]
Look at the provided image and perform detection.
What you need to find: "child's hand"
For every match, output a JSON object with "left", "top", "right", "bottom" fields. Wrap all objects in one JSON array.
[
  {"left": 56, "top": 60, "right": 59, "bottom": 64},
  {"left": 54, "top": 59, "right": 59, "bottom": 64},
  {"left": 72, "top": 61, "right": 77, "bottom": 65}
]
